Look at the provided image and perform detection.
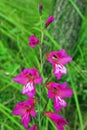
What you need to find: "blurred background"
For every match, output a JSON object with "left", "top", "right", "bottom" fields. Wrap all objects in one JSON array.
[{"left": 0, "top": 0, "right": 87, "bottom": 130}]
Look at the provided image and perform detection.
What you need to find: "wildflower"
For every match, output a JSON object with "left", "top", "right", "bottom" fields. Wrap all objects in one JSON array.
[
  {"left": 45, "top": 16, "right": 54, "bottom": 27},
  {"left": 12, "top": 98, "right": 36, "bottom": 129},
  {"left": 39, "top": 3, "right": 43, "bottom": 14},
  {"left": 29, "top": 125, "right": 38, "bottom": 130},
  {"left": 13, "top": 68, "right": 42, "bottom": 97},
  {"left": 46, "top": 82, "right": 73, "bottom": 111},
  {"left": 29, "top": 35, "right": 39, "bottom": 48},
  {"left": 47, "top": 49, "right": 72, "bottom": 79},
  {"left": 44, "top": 112, "right": 68, "bottom": 130}
]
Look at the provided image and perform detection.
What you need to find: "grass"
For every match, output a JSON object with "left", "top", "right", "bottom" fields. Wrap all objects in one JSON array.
[{"left": 0, "top": 0, "right": 87, "bottom": 130}]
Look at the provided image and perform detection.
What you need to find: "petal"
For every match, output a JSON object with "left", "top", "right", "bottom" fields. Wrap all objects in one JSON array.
[
  {"left": 24, "top": 98, "right": 36, "bottom": 106},
  {"left": 58, "top": 126, "right": 64, "bottom": 130},
  {"left": 58, "top": 82, "right": 67, "bottom": 89},
  {"left": 21, "top": 112, "right": 30, "bottom": 128},
  {"left": 22, "top": 82, "right": 36, "bottom": 97},
  {"left": 47, "top": 51, "right": 57, "bottom": 65},
  {"left": 53, "top": 64, "right": 67, "bottom": 80},
  {"left": 34, "top": 77, "right": 43, "bottom": 84},
  {"left": 54, "top": 96, "right": 67, "bottom": 112},
  {"left": 55, "top": 64, "right": 67, "bottom": 74},
  {"left": 12, "top": 103, "right": 26, "bottom": 116},
  {"left": 30, "top": 109, "right": 37, "bottom": 117},
  {"left": 13, "top": 68, "right": 30, "bottom": 84},
  {"left": 54, "top": 66, "right": 62, "bottom": 80},
  {"left": 13, "top": 76, "right": 28, "bottom": 84},
  {"left": 59, "top": 88, "right": 73, "bottom": 98},
  {"left": 56, "top": 49, "right": 72, "bottom": 65},
  {"left": 47, "top": 89, "right": 55, "bottom": 98},
  {"left": 60, "top": 56, "right": 72, "bottom": 65},
  {"left": 57, "top": 49, "right": 67, "bottom": 57},
  {"left": 29, "top": 42, "right": 35, "bottom": 48},
  {"left": 29, "top": 125, "right": 38, "bottom": 130}
]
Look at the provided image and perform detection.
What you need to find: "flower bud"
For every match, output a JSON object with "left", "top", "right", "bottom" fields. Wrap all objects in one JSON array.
[
  {"left": 45, "top": 16, "right": 54, "bottom": 28},
  {"left": 39, "top": 3, "right": 43, "bottom": 15}
]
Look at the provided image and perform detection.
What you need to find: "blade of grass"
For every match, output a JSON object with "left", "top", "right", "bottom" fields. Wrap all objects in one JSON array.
[{"left": 69, "top": 67, "right": 84, "bottom": 130}]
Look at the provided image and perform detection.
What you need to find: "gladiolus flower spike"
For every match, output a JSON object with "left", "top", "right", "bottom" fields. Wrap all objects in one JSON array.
[{"left": 12, "top": 3, "right": 73, "bottom": 129}]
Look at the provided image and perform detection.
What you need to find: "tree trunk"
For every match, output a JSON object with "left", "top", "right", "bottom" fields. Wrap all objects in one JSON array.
[{"left": 53, "top": 0, "right": 86, "bottom": 49}]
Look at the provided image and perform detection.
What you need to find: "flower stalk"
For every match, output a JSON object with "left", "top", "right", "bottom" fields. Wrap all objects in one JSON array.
[{"left": 12, "top": 2, "right": 73, "bottom": 130}]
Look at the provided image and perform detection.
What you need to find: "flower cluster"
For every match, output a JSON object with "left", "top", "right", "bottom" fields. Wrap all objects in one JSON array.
[{"left": 12, "top": 3, "right": 73, "bottom": 130}]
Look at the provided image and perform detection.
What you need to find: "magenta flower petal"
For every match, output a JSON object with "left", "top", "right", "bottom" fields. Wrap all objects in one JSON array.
[
  {"left": 45, "top": 16, "right": 54, "bottom": 27},
  {"left": 30, "top": 108, "right": 37, "bottom": 117},
  {"left": 13, "top": 68, "right": 29, "bottom": 84},
  {"left": 29, "top": 35, "right": 39, "bottom": 48},
  {"left": 55, "top": 82, "right": 73, "bottom": 98},
  {"left": 34, "top": 77, "right": 43, "bottom": 84},
  {"left": 29, "top": 125, "right": 38, "bottom": 130},
  {"left": 59, "top": 88, "right": 73, "bottom": 98},
  {"left": 46, "top": 82, "right": 55, "bottom": 98},
  {"left": 56, "top": 49, "right": 72, "bottom": 65},
  {"left": 44, "top": 112, "right": 68, "bottom": 130},
  {"left": 21, "top": 112, "right": 30, "bottom": 128},
  {"left": 54, "top": 96, "right": 67, "bottom": 112},
  {"left": 12, "top": 102, "right": 26, "bottom": 116},
  {"left": 53, "top": 64, "right": 67, "bottom": 79},
  {"left": 47, "top": 91, "right": 55, "bottom": 98},
  {"left": 13, "top": 75, "right": 28, "bottom": 85},
  {"left": 22, "top": 82, "right": 36, "bottom": 97}
]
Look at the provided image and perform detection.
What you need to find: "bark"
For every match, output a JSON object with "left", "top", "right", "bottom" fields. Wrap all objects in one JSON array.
[{"left": 53, "top": 0, "right": 86, "bottom": 49}]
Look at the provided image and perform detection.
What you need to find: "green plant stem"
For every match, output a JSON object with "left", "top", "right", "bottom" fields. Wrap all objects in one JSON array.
[{"left": 38, "top": 15, "right": 44, "bottom": 129}]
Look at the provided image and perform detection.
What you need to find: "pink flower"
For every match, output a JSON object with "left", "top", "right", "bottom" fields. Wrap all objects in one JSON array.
[
  {"left": 13, "top": 68, "right": 42, "bottom": 97},
  {"left": 45, "top": 16, "right": 54, "bottom": 27},
  {"left": 47, "top": 49, "right": 72, "bottom": 79},
  {"left": 46, "top": 82, "right": 73, "bottom": 111},
  {"left": 29, "top": 35, "right": 39, "bottom": 48},
  {"left": 12, "top": 98, "right": 37, "bottom": 129},
  {"left": 44, "top": 112, "right": 68, "bottom": 130},
  {"left": 29, "top": 125, "right": 38, "bottom": 130}
]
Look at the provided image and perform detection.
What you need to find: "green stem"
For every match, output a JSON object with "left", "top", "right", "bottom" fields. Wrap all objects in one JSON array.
[{"left": 38, "top": 15, "right": 44, "bottom": 129}]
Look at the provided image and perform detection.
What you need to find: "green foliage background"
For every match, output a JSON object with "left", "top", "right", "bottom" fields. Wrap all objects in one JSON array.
[{"left": 0, "top": 0, "right": 87, "bottom": 130}]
